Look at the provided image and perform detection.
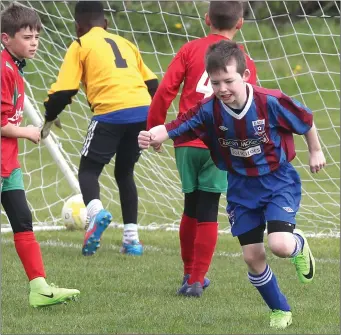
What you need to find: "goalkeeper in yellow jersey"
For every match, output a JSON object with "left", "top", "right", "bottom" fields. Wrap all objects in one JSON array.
[{"left": 41, "top": 1, "right": 159, "bottom": 256}]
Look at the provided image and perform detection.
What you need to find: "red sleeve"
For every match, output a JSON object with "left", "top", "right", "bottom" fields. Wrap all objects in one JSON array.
[
  {"left": 245, "top": 54, "right": 257, "bottom": 85},
  {"left": 147, "top": 46, "right": 187, "bottom": 130},
  {"left": 1, "top": 66, "right": 15, "bottom": 127},
  {"left": 165, "top": 100, "right": 207, "bottom": 143}
]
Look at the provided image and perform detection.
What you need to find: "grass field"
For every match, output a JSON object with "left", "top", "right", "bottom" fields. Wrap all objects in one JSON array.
[
  {"left": 1, "top": 229, "right": 340, "bottom": 334},
  {"left": 1, "top": 2, "right": 340, "bottom": 334}
]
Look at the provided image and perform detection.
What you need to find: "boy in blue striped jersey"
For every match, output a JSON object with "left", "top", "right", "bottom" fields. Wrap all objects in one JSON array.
[{"left": 138, "top": 40, "right": 326, "bottom": 329}]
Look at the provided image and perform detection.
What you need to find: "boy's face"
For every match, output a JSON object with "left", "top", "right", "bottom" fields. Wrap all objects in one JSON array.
[
  {"left": 209, "top": 60, "right": 250, "bottom": 109},
  {"left": 1, "top": 27, "right": 39, "bottom": 60}
]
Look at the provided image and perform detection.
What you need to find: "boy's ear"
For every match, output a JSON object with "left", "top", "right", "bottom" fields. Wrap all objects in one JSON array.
[
  {"left": 1, "top": 33, "right": 10, "bottom": 45},
  {"left": 75, "top": 21, "right": 81, "bottom": 37},
  {"left": 204, "top": 13, "right": 211, "bottom": 27},
  {"left": 243, "top": 68, "right": 251, "bottom": 82},
  {"left": 103, "top": 18, "right": 108, "bottom": 30},
  {"left": 235, "top": 17, "right": 244, "bottom": 30}
]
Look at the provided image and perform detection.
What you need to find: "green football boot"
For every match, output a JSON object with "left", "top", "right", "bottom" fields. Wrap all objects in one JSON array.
[
  {"left": 270, "top": 310, "right": 292, "bottom": 329},
  {"left": 29, "top": 283, "right": 80, "bottom": 307},
  {"left": 291, "top": 229, "right": 315, "bottom": 283}
]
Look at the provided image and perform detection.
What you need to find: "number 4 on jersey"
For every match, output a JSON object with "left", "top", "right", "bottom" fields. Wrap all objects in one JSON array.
[{"left": 196, "top": 71, "right": 213, "bottom": 98}]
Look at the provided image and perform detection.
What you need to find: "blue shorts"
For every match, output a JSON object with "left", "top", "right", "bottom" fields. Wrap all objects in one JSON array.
[{"left": 226, "top": 162, "right": 301, "bottom": 237}]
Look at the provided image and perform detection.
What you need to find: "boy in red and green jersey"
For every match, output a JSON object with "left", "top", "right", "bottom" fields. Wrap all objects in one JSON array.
[
  {"left": 147, "top": 1, "right": 257, "bottom": 296},
  {"left": 1, "top": 2, "right": 80, "bottom": 307}
]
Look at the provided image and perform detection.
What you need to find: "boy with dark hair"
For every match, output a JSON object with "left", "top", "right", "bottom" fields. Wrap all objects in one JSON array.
[
  {"left": 147, "top": 1, "right": 257, "bottom": 297},
  {"left": 208, "top": 1, "right": 244, "bottom": 30},
  {"left": 139, "top": 39, "right": 326, "bottom": 329},
  {"left": 41, "top": 1, "right": 159, "bottom": 256},
  {"left": 1, "top": 2, "right": 80, "bottom": 307}
]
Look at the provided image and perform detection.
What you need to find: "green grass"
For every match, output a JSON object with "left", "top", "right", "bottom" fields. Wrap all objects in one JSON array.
[
  {"left": 0, "top": 6, "right": 339, "bottom": 333},
  {"left": 1, "top": 229, "right": 340, "bottom": 334}
]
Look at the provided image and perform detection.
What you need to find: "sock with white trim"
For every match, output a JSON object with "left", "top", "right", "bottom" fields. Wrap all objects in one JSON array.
[
  {"left": 248, "top": 264, "right": 290, "bottom": 311},
  {"left": 290, "top": 233, "right": 304, "bottom": 257}
]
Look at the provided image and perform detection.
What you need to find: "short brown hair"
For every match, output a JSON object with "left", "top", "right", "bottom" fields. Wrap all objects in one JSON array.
[
  {"left": 1, "top": 2, "right": 41, "bottom": 37},
  {"left": 208, "top": 1, "right": 244, "bottom": 30},
  {"left": 205, "top": 40, "right": 246, "bottom": 76}
]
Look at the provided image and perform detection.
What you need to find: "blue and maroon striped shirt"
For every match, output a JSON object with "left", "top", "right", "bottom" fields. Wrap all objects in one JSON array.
[{"left": 165, "top": 84, "right": 313, "bottom": 177}]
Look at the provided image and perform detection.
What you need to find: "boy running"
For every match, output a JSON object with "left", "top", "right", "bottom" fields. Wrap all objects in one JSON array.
[{"left": 138, "top": 40, "right": 326, "bottom": 329}]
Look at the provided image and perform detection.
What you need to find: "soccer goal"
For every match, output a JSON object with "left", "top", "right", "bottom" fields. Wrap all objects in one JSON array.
[{"left": 1, "top": 1, "right": 339, "bottom": 236}]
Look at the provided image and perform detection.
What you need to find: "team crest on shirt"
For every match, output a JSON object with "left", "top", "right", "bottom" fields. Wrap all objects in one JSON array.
[
  {"left": 252, "top": 119, "right": 265, "bottom": 136},
  {"left": 8, "top": 106, "right": 24, "bottom": 126}
]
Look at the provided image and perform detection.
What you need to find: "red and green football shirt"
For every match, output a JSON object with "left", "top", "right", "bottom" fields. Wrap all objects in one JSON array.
[
  {"left": 1, "top": 49, "right": 25, "bottom": 177},
  {"left": 147, "top": 34, "right": 257, "bottom": 148}
]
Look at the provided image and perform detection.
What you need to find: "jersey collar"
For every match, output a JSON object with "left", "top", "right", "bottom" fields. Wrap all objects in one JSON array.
[
  {"left": 220, "top": 83, "right": 253, "bottom": 120},
  {"left": 5, "top": 48, "right": 26, "bottom": 72}
]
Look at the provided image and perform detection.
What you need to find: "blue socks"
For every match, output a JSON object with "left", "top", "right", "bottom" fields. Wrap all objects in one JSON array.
[{"left": 248, "top": 264, "right": 290, "bottom": 311}]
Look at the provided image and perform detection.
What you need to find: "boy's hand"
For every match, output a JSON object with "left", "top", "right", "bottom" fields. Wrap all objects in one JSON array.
[
  {"left": 309, "top": 149, "right": 326, "bottom": 173},
  {"left": 41, "top": 118, "right": 62, "bottom": 139},
  {"left": 138, "top": 130, "right": 154, "bottom": 149},
  {"left": 25, "top": 126, "right": 41, "bottom": 144}
]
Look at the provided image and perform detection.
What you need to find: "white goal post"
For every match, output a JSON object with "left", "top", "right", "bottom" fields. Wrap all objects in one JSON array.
[
  {"left": 23, "top": 93, "right": 81, "bottom": 195},
  {"left": 1, "top": 1, "right": 339, "bottom": 236}
]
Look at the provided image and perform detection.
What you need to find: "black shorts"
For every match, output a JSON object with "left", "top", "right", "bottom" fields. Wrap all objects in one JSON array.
[{"left": 80, "top": 120, "right": 146, "bottom": 165}]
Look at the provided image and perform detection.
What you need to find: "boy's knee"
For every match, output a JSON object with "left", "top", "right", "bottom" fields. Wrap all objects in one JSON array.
[
  {"left": 78, "top": 156, "right": 104, "bottom": 179},
  {"left": 2, "top": 190, "right": 33, "bottom": 233},
  {"left": 268, "top": 232, "right": 294, "bottom": 257},
  {"left": 243, "top": 248, "right": 266, "bottom": 265},
  {"left": 242, "top": 245, "right": 267, "bottom": 273},
  {"left": 267, "top": 221, "right": 295, "bottom": 257},
  {"left": 114, "top": 165, "right": 134, "bottom": 183}
]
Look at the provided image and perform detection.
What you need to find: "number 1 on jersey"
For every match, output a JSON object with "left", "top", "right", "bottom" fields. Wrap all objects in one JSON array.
[
  {"left": 105, "top": 38, "right": 127, "bottom": 68},
  {"left": 196, "top": 71, "right": 213, "bottom": 98}
]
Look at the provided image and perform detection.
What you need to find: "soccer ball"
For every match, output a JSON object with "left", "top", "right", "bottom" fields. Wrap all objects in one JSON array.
[{"left": 61, "top": 194, "right": 87, "bottom": 230}]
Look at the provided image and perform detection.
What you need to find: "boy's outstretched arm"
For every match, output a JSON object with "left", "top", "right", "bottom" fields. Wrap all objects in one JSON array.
[
  {"left": 139, "top": 101, "right": 207, "bottom": 150},
  {"left": 41, "top": 41, "right": 82, "bottom": 139},
  {"left": 147, "top": 49, "right": 186, "bottom": 130},
  {"left": 304, "top": 122, "right": 326, "bottom": 173}
]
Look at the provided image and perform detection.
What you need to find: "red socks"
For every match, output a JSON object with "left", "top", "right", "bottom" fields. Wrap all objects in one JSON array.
[
  {"left": 14, "top": 231, "right": 46, "bottom": 281},
  {"left": 179, "top": 214, "right": 197, "bottom": 275},
  {"left": 187, "top": 222, "right": 218, "bottom": 286}
]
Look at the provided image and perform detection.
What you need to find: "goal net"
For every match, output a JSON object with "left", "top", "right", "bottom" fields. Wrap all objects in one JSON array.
[{"left": 1, "top": 1, "right": 339, "bottom": 236}]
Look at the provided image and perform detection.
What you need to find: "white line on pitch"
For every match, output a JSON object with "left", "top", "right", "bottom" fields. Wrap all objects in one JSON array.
[
  {"left": 1, "top": 224, "right": 340, "bottom": 238},
  {"left": 1, "top": 239, "right": 339, "bottom": 264}
]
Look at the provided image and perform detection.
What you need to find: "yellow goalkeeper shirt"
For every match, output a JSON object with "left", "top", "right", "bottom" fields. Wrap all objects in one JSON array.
[{"left": 44, "top": 27, "right": 157, "bottom": 124}]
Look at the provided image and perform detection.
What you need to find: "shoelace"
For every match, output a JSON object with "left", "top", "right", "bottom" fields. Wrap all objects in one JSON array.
[
  {"left": 271, "top": 309, "right": 287, "bottom": 320},
  {"left": 291, "top": 253, "right": 306, "bottom": 268},
  {"left": 84, "top": 216, "right": 90, "bottom": 231},
  {"left": 49, "top": 283, "right": 59, "bottom": 289}
]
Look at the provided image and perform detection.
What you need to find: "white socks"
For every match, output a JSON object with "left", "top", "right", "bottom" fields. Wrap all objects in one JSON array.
[
  {"left": 86, "top": 202, "right": 138, "bottom": 244},
  {"left": 123, "top": 223, "right": 139, "bottom": 244},
  {"left": 87, "top": 199, "right": 103, "bottom": 218}
]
